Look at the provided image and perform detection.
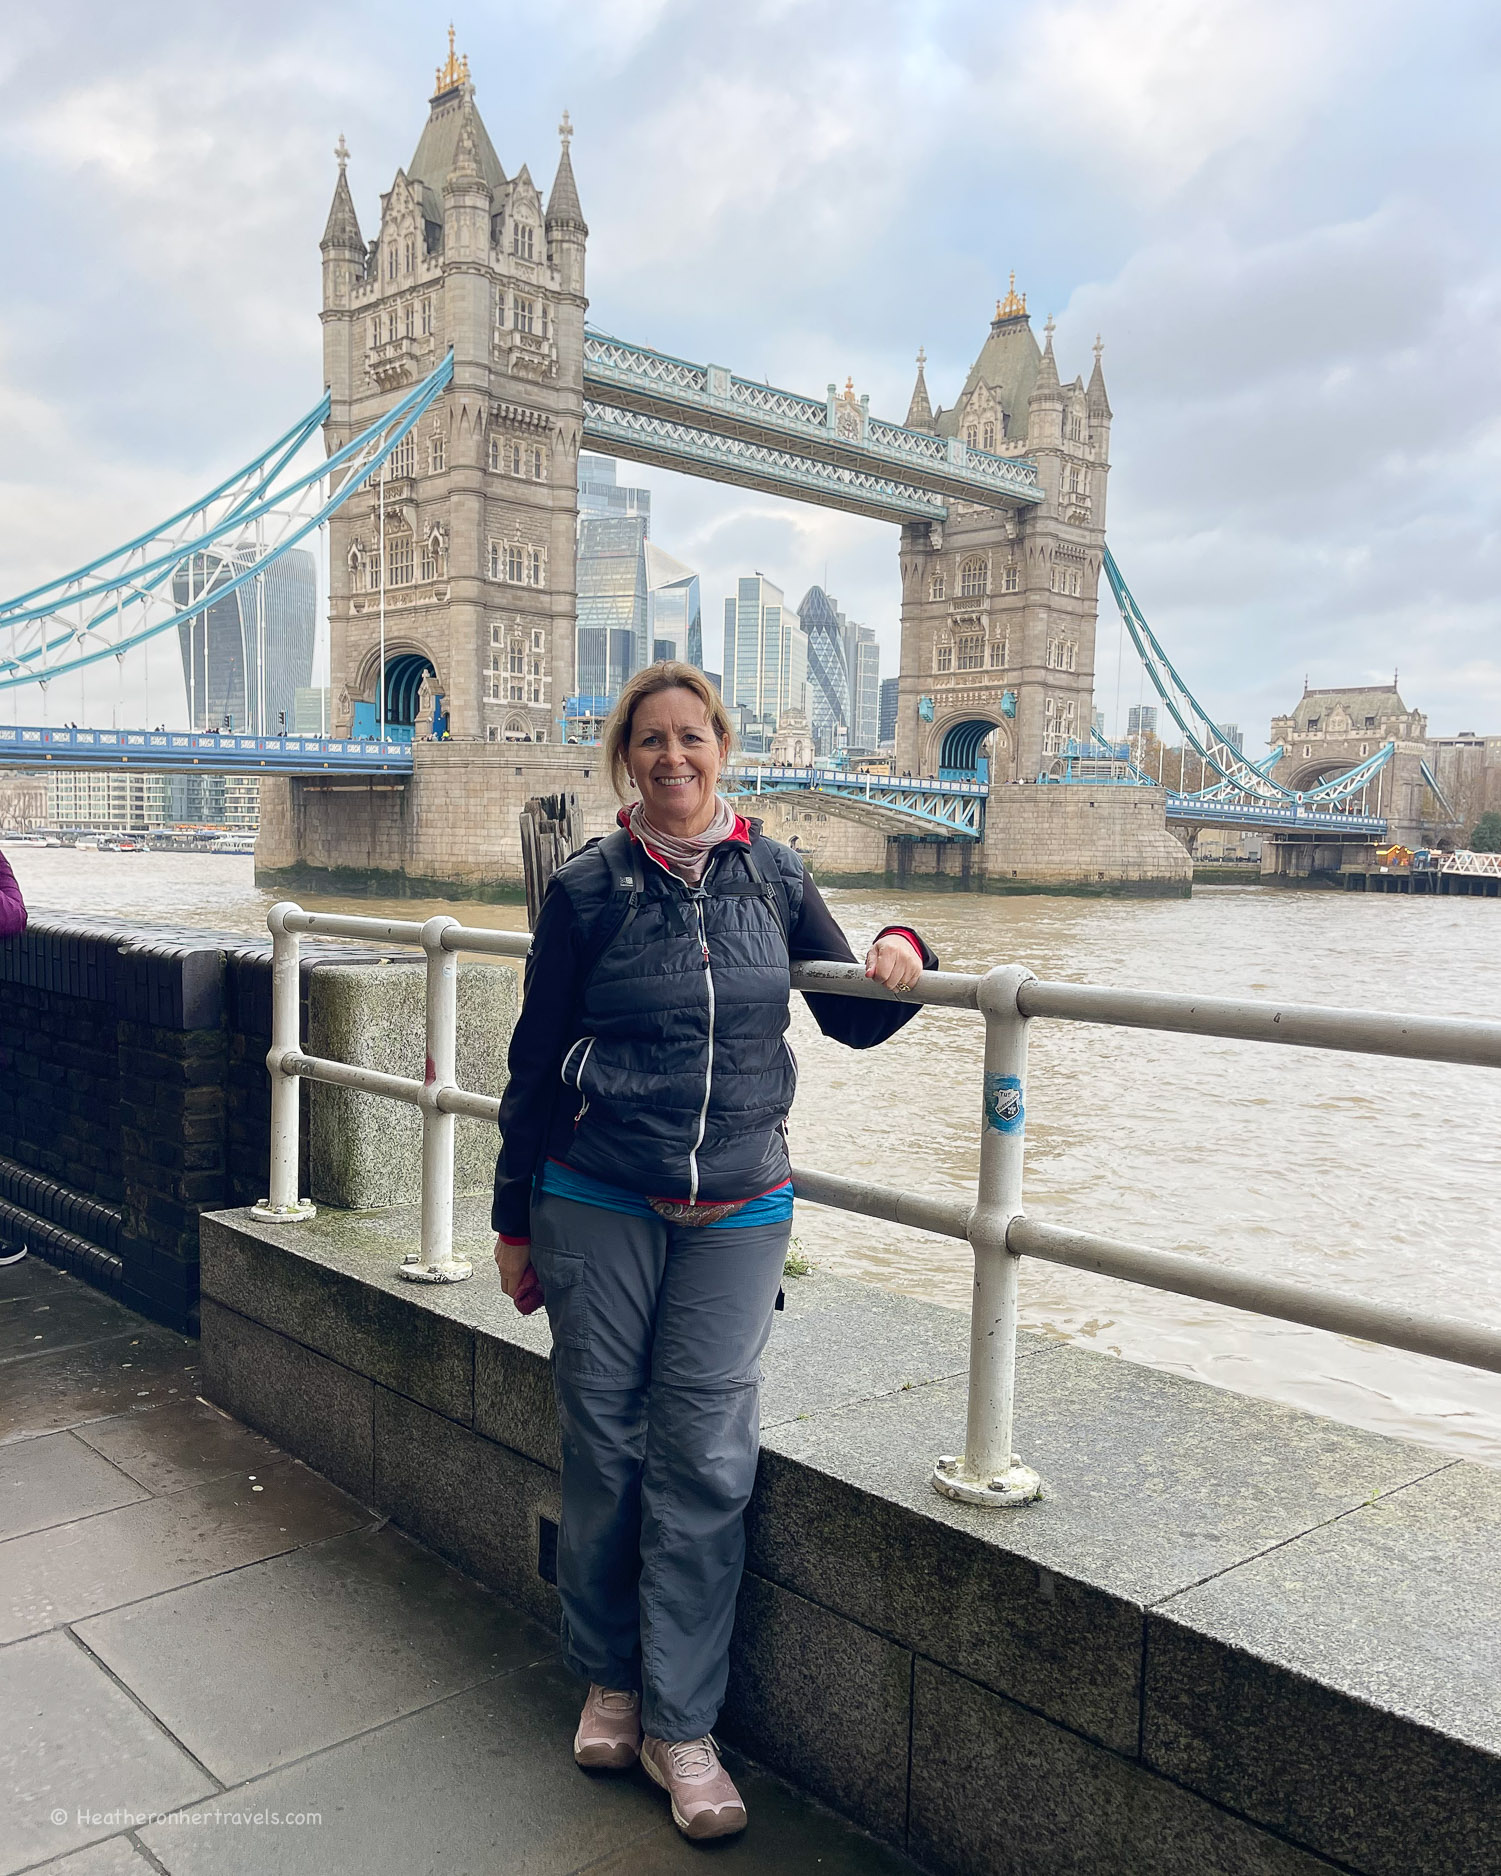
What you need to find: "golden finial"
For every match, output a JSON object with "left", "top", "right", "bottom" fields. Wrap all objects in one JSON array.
[
  {"left": 995, "top": 272, "right": 1027, "bottom": 320},
  {"left": 842, "top": 375, "right": 858, "bottom": 402},
  {"left": 434, "top": 23, "right": 468, "bottom": 95}
]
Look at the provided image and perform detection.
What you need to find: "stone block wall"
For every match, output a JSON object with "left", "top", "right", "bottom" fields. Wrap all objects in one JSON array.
[
  {"left": 260, "top": 745, "right": 1192, "bottom": 899},
  {"left": 258, "top": 742, "right": 624, "bottom": 897},
  {"left": 0, "top": 917, "right": 512, "bottom": 1330},
  {"left": 982, "top": 783, "right": 1192, "bottom": 893},
  {"left": 0, "top": 919, "right": 269, "bottom": 1327}
]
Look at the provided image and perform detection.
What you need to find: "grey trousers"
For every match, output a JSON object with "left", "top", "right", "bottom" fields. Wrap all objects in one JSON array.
[{"left": 529, "top": 1190, "right": 791, "bottom": 1741}]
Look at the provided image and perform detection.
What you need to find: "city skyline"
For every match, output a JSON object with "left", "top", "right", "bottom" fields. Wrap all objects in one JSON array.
[{"left": 1, "top": 6, "right": 1498, "bottom": 748}]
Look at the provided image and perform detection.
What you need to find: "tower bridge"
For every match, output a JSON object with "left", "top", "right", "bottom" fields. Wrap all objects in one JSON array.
[{"left": 0, "top": 37, "right": 1414, "bottom": 891}]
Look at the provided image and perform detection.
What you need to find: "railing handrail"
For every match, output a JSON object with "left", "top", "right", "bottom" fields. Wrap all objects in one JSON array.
[{"left": 254, "top": 902, "right": 1501, "bottom": 1508}]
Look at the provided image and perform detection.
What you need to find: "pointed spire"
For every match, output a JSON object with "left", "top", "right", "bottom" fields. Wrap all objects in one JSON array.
[
  {"left": 450, "top": 100, "right": 482, "bottom": 181},
  {"left": 1086, "top": 332, "right": 1112, "bottom": 418},
  {"left": 546, "top": 110, "right": 587, "bottom": 232},
  {"left": 320, "top": 137, "right": 364, "bottom": 253},
  {"left": 905, "top": 347, "right": 934, "bottom": 431},
  {"left": 1032, "top": 315, "right": 1061, "bottom": 397}
]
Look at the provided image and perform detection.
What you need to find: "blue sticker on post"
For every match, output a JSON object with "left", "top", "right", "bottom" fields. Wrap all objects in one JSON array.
[{"left": 984, "top": 1073, "right": 1024, "bottom": 1134}]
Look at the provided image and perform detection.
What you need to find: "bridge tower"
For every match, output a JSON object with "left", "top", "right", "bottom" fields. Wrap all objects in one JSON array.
[
  {"left": 893, "top": 286, "right": 1110, "bottom": 783},
  {"left": 1270, "top": 682, "right": 1432, "bottom": 845},
  {"left": 319, "top": 36, "right": 587, "bottom": 744}
]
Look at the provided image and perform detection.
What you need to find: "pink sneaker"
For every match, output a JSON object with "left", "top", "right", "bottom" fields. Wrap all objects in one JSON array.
[
  {"left": 574, "top": 1685, "right": 642, "bottom": 1770},
  {"left": 640, "top": 1733, "right": 748, "bottom": 1839}
]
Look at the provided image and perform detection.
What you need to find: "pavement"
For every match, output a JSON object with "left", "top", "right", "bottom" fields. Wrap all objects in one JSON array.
[{"left": 1, "top": 1254, "right": 923, "bottom": 1876}]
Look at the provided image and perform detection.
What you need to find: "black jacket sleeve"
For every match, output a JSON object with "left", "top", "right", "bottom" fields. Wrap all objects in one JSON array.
[
  {"left": 790, "top": 872, "right": 937, "bottom": 1049},
  {"left": 490, "top": 883, "right": 586, "bottom": 1237}
]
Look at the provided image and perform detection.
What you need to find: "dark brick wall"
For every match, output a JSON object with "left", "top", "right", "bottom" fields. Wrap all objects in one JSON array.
[{"left": 0, "top": 917, "right": 355, "bottom": 1332}]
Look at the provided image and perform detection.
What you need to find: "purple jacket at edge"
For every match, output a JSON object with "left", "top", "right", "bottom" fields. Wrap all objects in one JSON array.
[{"left": 0, "top": 850, "right": 27, "bottom": 939}]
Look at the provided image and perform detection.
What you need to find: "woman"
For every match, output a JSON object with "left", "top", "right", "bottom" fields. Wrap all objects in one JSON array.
[{"left": 492, "top": 663, "right": 934, "bottom": 1841}]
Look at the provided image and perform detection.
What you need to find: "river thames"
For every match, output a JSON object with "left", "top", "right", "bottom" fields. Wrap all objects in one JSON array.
[{"left": 11, "top": 845, "right": 1501, "bottom": 1466}]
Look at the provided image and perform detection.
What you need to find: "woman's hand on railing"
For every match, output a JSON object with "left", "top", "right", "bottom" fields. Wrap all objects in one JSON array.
[
  {"left": 864, "top": 932, "right": 924, "bottom": 994},
  {"left": 494, "top": 1235, "right": 543, "bottom": 1314}
]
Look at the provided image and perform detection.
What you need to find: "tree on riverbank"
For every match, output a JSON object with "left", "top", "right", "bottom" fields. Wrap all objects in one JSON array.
[{"left": 1469, "top": 811, "right": 1501, "bottom": 852}]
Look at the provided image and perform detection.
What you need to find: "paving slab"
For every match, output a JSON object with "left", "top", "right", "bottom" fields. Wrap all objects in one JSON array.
[
  {"left": 0, "top": 1429, "right": 148, "bottom": 1541},
  {"left": 24, "top": 1839, "right": 160, "bottom": 1876},
  {"left": 0, "top": 1453, "right": 368, "bottom": 1643},
  {"left": 1146, "top": 1459, "right": 1501, "bottom": 1876},
  {"left": 77, "top": 1523, "right": 553, "bottom": 1785},
  {"left": 137, "top": 1665, "right": 673, "bottom": 1876},
  {"left": 0, "top": 1253, "right": 77, "bottom": 1304},
  {"left": 0, "top": 1629, "right": 213, "bottom": 1875},
  {"left": 0, "top": 1282, "right": 143, "bottom": 1363},
  {"left": 0, "top": 1324, "right": 200, "bottom": 1444},
  {"left": 73, "top": 1396, "right": 283, "bottom": 1497}
]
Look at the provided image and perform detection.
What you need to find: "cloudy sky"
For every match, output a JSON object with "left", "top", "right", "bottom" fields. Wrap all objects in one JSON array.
[{"left": 1, "top": 0, "right": 1498, "bottom": 744}]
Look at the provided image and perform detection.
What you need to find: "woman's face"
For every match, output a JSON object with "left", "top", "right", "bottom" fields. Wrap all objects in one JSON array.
[{"left": 627, "top": 687, "right": 730, "bottom": 837}]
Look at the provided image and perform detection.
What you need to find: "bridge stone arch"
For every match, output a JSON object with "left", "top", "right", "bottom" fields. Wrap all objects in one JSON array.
[
  {"left": 933, "top": 713, "right": 1010, "bottom": 780},
  {"left": 353, "top": 639, "right": 443, "bottom": 739},
  {"left": 1282, "top": 756, "right": 1365, "bottom": 795}
]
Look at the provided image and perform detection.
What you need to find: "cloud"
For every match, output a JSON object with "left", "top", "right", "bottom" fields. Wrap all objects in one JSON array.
[{"left": 0, "top": 0, "right": 1498, "bottom": 743}]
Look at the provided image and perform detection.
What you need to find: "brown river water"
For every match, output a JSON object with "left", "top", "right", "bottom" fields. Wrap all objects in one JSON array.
[{"left": 11, "top": 846, "right": 1501, "bottom": 1466}]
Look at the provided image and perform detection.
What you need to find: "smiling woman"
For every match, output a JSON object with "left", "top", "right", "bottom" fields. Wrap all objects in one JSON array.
[{"left": 490, "top": 657, "right": 934, "bottom": 1838}]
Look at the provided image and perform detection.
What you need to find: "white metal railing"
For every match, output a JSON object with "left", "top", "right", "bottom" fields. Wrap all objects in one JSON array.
[{"left": 254, "top": 903, "right": 1501, "bottom": 1510}]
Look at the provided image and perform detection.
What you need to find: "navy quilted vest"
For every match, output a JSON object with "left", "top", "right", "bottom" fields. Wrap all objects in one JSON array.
[{"left": 552, "top": 831, "right": 803, "bottom": 1204}]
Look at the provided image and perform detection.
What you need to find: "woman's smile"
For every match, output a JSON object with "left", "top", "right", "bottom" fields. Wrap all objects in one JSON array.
[{"left": 629, "top": 688, "right": 730, "bottom": 837}]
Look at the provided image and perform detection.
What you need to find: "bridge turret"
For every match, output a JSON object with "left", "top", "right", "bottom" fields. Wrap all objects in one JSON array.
[
  {"left": 1026, "top": 318, "right": 1064, "bottom": 453},
  {"left": 545, "top": 113, "right": 588, "bottom": 299},
  {"left": 904, "top": 348, "right": 934, "bottom": 432},
  {"left": 1085, "top": 335, "right": 1112, "bottom": 530},
  {"left": 320, "top": 137, "right": 365, "bottom": 431}
]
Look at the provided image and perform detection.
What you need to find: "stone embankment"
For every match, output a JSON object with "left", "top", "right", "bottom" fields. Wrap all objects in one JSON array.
[
  {"left": 202, "top": 1197, "right": 1501, "bottom": 1876},
  {"left": 257, "top": 742, "right": 1191, "bottom": 898}
]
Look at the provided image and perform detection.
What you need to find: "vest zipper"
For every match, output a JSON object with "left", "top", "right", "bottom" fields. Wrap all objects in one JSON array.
[
  {"left": 688, "top": 894, "right": 714, "bottom": 1205},
  {"left": 565, "top": 1036, "right": 596, "bottom": 1125}
]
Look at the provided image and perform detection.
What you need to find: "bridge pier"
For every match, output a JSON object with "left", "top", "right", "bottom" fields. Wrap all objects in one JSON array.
[{"left": 257, "top": 750, "right": 1193, "bottom": 899}]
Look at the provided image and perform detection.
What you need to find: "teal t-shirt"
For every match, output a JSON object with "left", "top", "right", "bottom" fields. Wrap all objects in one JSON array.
[{"left": 537, "top": 1158, "right": 794, "bottom": 1228}]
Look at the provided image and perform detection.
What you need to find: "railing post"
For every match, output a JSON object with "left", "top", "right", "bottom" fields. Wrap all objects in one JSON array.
[
  {"left": 399, "top": 916, "right": 473, "bottom": 1283},
  {"left": 934, "top": 963, "right": 1042, "bottom": 1508},
  {"left": 250, "top": 902, "right": 317, "bottom": 1223}
]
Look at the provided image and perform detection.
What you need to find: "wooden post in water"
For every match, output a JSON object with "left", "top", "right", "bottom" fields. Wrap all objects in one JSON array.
[{"left": 519, "top": 792, "right": 584, "bottom": 930}]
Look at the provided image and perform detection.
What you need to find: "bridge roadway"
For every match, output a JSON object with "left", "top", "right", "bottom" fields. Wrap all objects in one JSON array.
[{"left": 0, "top": 728, "right": 1389, "bottom": 841}]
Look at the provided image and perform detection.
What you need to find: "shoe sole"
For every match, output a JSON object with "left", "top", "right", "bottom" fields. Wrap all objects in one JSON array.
[
  {"left": 639, "top": 1745, "right": 748, "bottom": 1839},
  {"left": 574, "top": 1734, "right": 639, "bottom": 1772}
]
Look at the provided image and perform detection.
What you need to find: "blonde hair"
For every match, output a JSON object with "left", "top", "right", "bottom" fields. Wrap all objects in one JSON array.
[{"left": 602, "top": 662, "right": 735, "bottom": 800}]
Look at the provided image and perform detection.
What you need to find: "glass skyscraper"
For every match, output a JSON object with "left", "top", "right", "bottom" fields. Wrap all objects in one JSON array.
[
  {"left": 723, "top": 575, "right": 807, "bottom": 754},
  {"left": 799, "top": 585, "right": 881, "bottom": 756},
  {"left": 879, "top": 676, "right": 900, "bottom": 748},
  {"left": 575, "top": 515, "right": 649, "bottom": 706},
  {"left": 645, "top": 542, "right": 701, "bottom": 666},
  {"left": 173, "top": 544, "right": 315, "bottom": 733},
  {"left": 574, "top": 456, "right": 702, "bottom": 711}
]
